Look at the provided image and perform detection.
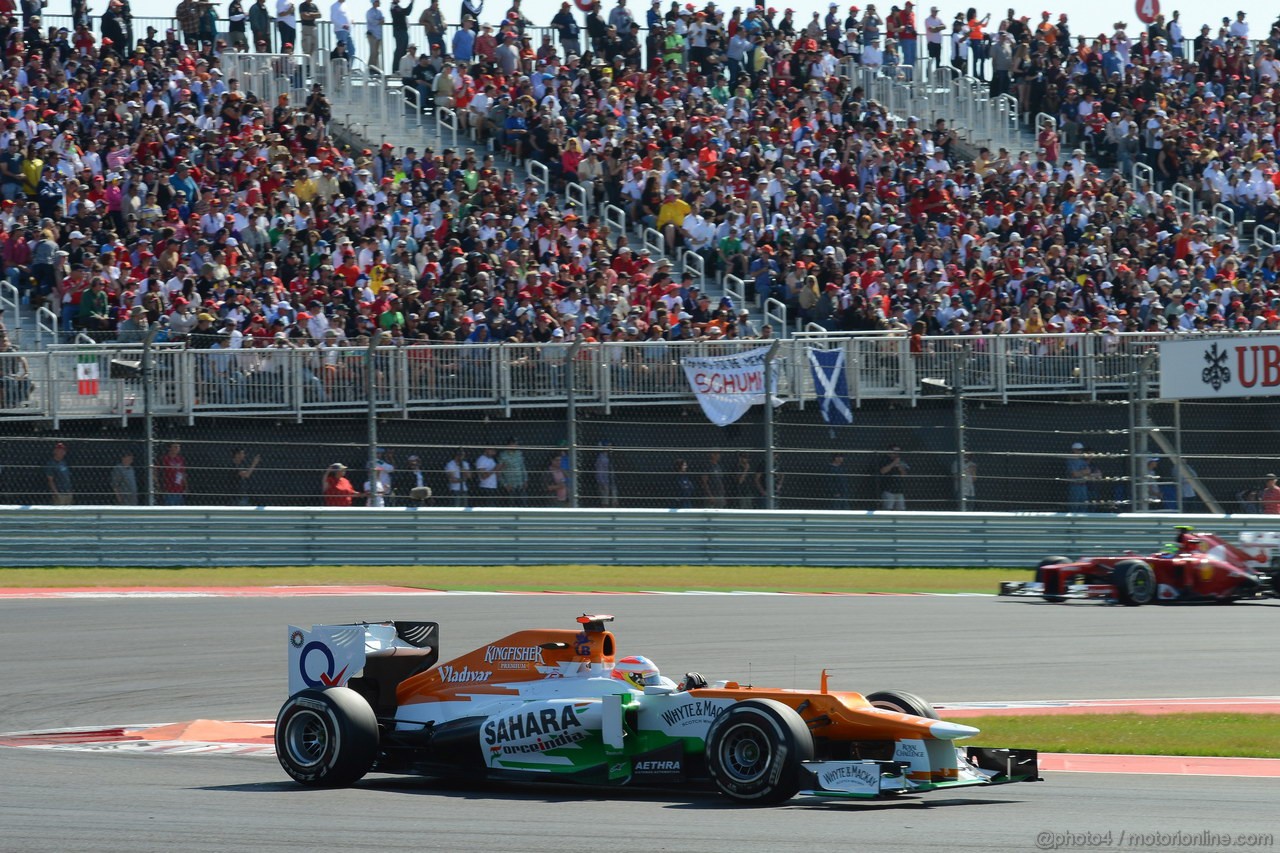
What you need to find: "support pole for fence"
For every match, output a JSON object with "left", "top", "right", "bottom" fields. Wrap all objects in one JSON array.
[
  {"left": 567, "top": 339, "right": 582, "bottom": 509},
  {"left": 142, "top": 326, "right": 160, "bottom": 507},
  {"left": 366, "top": 330, "right": 389, "bottom": 503},
  {"left": 954, "top": 350, "right": 968, "bottom": 512},
  {"left": 764, "top": 340, "right": 779, "bottom": 510},
  {"left": 1174, "top": 400, "right": 1183, "bottom": 513}
]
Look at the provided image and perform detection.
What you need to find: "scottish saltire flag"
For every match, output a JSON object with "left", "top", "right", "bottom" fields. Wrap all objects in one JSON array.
[
  {"left": 76, "top": 353, "right": 100, "bottom": 396},
  {"left": 807, "top": 347, "right": 852, "bottom": 425}
]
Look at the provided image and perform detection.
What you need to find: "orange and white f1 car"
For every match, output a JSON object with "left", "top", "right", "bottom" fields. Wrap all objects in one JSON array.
[{"left": 276, "top": 615, "right": 1039, "bottom": 804}]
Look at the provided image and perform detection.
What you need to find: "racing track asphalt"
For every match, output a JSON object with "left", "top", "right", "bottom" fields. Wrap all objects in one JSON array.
[{"left": 2, "top": 594, "right": 1278, "bottom": 852}]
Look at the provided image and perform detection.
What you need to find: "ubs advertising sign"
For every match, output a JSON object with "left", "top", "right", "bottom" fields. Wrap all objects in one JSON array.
[{"left": 1159, "top": 338, "right": 1280, "bottom": 399}]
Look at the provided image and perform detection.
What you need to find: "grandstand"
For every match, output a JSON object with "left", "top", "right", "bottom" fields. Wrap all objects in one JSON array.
[{"left": 1, "top": 4, "right": 1278, "bottom": 512}]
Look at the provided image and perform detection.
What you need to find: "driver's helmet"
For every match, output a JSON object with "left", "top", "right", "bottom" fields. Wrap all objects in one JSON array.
[{"left": 611, "top": 655, "right": 663, "bottom": 690}]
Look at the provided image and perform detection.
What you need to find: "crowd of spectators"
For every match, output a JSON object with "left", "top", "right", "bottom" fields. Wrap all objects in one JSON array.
[{"left": 2, "top": 0, "right": 1280, "bottom": 381}]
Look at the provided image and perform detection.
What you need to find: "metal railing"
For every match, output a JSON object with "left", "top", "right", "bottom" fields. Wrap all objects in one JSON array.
[
  {"left": 1212, "top": 203, "right": 1236, "bottom": 235},
  {"left": 764, "top": 298, "right": 788, "bottom": 337},
  {"left": 604, "top": 204, "right": 627, "bottom": 241},
  {"left": 1132, "top": 161, "right": 1155, "bottom": 188},
  {"left": 724, "top": 274, "right": 747, "bottom": 311},
  {"left": 566, "top": 181, "right": 589, "bottom": 216},
  {"left": 1256, "top": 225, "right": 1276, "bottom": 254},
  {"left": 681, "top": 250, "right": 705, "bottom": 288},
  {"left": 35, "top": 306, "right": 58, "bottom": 348},
  {"left": 2, "top": 507, "right": 1264, "bottom": 568},
  {"left": 435, "top": 106, "right": 458, "bottom": 150},
  {"left": 527, "top": 159, "right": 550, "bottom": 198},
  {"left": 841, "top": 58, "right": 1031, "bottom": 155},
  {"left": 0, "top": 282, "right": 19, "bottom": 341},
  {"left": 1172, "top": 182, "right": 1196, "bottom": 216},
  {"left": 0, "top": 332, "right": 1205, "bottom": 425}
]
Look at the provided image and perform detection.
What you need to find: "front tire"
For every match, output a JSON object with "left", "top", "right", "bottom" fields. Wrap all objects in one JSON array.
[
  {"left": 1036, "top": 557, "right": 1071, "bottom": 603},
  {"left": 705, "top": 699, "right": 813, "bottom": 805},
  {"left": 864, "top": 690, "right": 939, "bottom": 719},
  {"left": 276, "top": 687, "right": 379, "bottom": 787},
  {"left": 1112, "top": 560, "right": 1157, "bottom": 606}
]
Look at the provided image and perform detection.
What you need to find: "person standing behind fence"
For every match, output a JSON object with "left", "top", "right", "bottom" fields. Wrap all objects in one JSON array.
[
  {"left": 673, "top": 458, "right": 695, "bottom": 509},
  {"left": 331, "top": 0, "right": 356, "bottom": 57},
  {"left": 159, "top": 442, "right": 188, "bottom": 506},
  {"left": 249, "top": 0, "right": 273, "bottom": 50},
  {"left": 444, "top": 447, "right": 471, "bottom": 506},
  {"left": 322, "top": 462, "right": 357, "bottom": 506},
  {"left": 877, "top": 445, "right": 908, "bottom": 510},
  {"left": 828, "top": 453, "right": 852, "bottom": 510},
  {"left": 420, "top": 0, "right": 445, "bottom": 56},
  {"left": 474, "top": 447, "right": 502, "bottom": 504},
  {"left": 390, "top": 0, "right": 413, "bottom": 68},
  {"left": 551, "top": 1, "right": 580, "bottom": 57},
  {"left": 111, "top": 450, "right": 139, "bottom": 505},
  {"left": 1261, "top": 474, "right": 1280, "bottom": 515},
  {"left": 299, "top": 0, "right": 320, "bottom": 55},
  {"left": 498, "top": 438, "right": 528, "bottom": 506},
  {"left": 701, "top": 450, "right": 726, "bottom": 509},
  {"left": 45, "top": 442, "right": 72, "bottom": 505},
  {"left": 1065, "top": 441, "right": 1089, "bottom": 512},
  {"left": 366, "top": 0, "right": 385, "bottom": 66},
  {"left": 595, "top": 440, "right": 619, "bottom": 507},
  {"left": 178, "top": 0, "right": 201, "bottom": 45},
  {"left": 277, "top": 0, "right": 297, "bottom": 52},
  {"left": 225, "top": 447, "right": 261, "bottom": 506},
  {"left": 228, "top": 0, "right": 250, "bottom": 49},
  {"left": 394, "top": 455, "right": 428, "bottom": 504},
  {"left": 923, "top": 6, "right": 943, "bottom": 67},
  {"left": 362, "top": 469, "right": 390, "bottom": 506},
  {"left": 546, "top": 449, "right": 568, "bottom": 506}
]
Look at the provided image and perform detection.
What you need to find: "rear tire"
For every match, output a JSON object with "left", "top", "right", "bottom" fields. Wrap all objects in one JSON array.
[
  {"left": 276, "top": 687, "right": 379, "bottom": 787},
  {"left": 1036, "top": 557, "right": 1071, "bottom": 603},
  {"left": 1112, "top": 560, "right": 1157, "bottom": 606},
  {"left": 705, "top": 699, "right": 813, "bottom": 805},
  {"left": 865, "top": 690, "right": 940, "bottom": 719}
]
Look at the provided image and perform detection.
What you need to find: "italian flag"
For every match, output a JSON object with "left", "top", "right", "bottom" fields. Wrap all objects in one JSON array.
[{"left": 76, "top": 353, "right": 100, "bottom": 396}]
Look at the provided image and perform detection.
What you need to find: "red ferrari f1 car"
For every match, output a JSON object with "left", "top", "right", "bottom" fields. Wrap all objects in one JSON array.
[{"left": 1000, "top": 527, "right": 1280, "bottom": 605}]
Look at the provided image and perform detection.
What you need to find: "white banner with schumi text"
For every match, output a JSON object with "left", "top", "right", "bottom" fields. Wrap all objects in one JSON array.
[{"left": 682, "top": 346, "right": 779, "bottom": 427}]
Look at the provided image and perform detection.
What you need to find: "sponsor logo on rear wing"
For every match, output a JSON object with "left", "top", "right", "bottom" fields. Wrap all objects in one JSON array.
[{"left": 286, "top": 624, "right": 374, "bottom": 696}]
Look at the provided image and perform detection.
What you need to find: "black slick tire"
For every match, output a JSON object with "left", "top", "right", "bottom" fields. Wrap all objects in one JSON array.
[{"left": 275, "top": 687, "right": 379, "bottom": 787}]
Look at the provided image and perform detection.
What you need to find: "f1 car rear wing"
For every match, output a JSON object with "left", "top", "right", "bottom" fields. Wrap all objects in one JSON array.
[
  {"left": 1185, "top": 529, "right": 1280, "bottom": 570},
  {"left": 288, "top": 622, "right": 438, "bottom": 697},
  {"left": 1237, "top": 531, "right": 1280, "bottom": 567}
]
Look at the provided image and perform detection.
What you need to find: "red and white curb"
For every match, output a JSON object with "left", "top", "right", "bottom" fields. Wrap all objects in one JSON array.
[{"left": 5, "top": 699, "right": 1278, "bottom": 778}]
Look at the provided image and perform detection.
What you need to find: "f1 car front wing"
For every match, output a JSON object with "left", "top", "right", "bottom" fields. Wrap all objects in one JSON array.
[{"left": 798, "top": 747, "right": 1040, "bottom": 799}]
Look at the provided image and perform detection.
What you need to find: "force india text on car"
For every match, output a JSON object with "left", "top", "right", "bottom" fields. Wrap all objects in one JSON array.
[
  {"left": 1000, "top": 528, "right": 1280, "bottom": 605},
  {"left": 276, "top": 615, "right": 1039, "bottom": 805}
]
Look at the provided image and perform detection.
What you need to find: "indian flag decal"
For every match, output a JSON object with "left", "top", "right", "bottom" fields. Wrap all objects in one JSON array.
[{"left": 76, "top": 354, "right": 100, "bottom": 396}]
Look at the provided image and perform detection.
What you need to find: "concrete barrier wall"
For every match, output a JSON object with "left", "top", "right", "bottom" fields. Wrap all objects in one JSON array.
[{"left": 2, "top": 507, "right": 1272, "bottom": 569}]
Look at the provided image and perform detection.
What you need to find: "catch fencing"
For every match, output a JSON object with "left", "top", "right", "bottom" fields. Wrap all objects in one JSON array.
[{"left": 3, "top": 332, "right": 1278, "bottom": 514}]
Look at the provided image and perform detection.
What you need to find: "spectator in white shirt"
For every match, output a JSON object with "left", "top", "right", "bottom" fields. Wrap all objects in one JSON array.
[
  {"left": 330, "top": 0, "right": 356, "bottom": 57},
  {"left": 366, "top": 0, "right": 385, "bottom": 66}
]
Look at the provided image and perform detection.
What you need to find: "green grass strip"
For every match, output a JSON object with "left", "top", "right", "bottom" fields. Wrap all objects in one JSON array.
[
  {"left": 963, "top": 713, "right": 1280, "bottom": 759},
  {"left": 0, "top": 565, "right": 1017, "bottom": 593}
]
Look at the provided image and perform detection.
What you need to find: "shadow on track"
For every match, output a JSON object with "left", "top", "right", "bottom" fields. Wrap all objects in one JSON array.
[{"left": 196, "top": 776, "right": 1028, "bottom": 811}]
